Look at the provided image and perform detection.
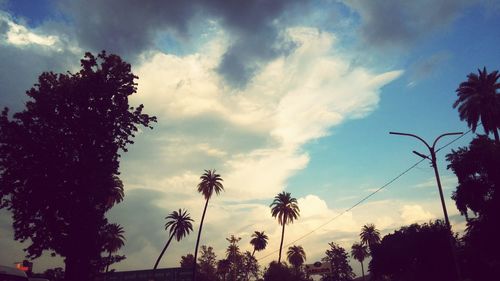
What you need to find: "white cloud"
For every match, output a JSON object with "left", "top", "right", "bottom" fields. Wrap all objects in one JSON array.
[
  {"left": 0, "top": 13, "right": 58, "bottom": 48},
  {"left": 400, "top": 204, "right": 435, "bottom": 224},
  {"left": 130, "top": 27, "right": 402, "bottom": 202}
]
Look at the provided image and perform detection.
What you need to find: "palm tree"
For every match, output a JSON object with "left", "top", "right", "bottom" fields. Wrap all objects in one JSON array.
[
  {"left": 351, "top": 242, "right": 369, "bottom": 281},
  {"left": 287, "top": 245, "right": 306, "bottom": 271},
  {"left": 193, "top": 169, "right": 224, "bottom": 280},
  {"left": 102, "top": 223, "right": 125, "bottom": 274},
  {"left": 454, "top": 67, "right": 500, "bottom": 143},
  {"left": 153, "top": 209, "right": 194, "bottom": 270},
  {"left": 270, "top": 191, "right": 300, "bottom": 263},
  {"left": 360, "top": 223, "right": 381, "bottom": 251},
  {"left": 250, "top": 231, "right": 269, "bottom": 256}
]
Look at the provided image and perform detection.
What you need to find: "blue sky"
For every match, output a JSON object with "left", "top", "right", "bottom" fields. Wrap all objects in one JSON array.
[{"left": 1, "top": 0, "right": 499, "bottom": 277}]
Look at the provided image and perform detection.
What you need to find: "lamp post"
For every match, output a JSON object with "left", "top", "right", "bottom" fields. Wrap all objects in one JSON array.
[{"left": 390, "top": 131, "right": 463, "bottom": 280}]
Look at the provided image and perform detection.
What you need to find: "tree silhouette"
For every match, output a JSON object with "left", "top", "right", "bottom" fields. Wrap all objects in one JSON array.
[
  {"left": 454, "top": 67, "right": 500, "bottom": 143},
  {"left": 369, "top": 221, "right": 456, "bottom": 281},
  {"left": 270, "top": 191, "right": 300, "bottom": 264},
  {"left": 321, "top": 242, "right": 354, "bottom": 281},
  {"left": 350, "top": 242, "right": 368, "bottom": 281},
  {"left": 250, "top": 231, "right": 269, "bottom": 257},
  {"left": 0, "top": 51, "right": 156, "bottom": 281},
  {"left": 154, "top": 209, "right": 193, "bottom": 270},
  {"left": 193, "top": 169, "right": 224, "bottom": 280},
  {"left": 447, "top": 136, "right": 500, "bottom": 280},
  {"left": 360, "top": 224, "right": 381, "bottom": 251},
  {"left": 102, "top": 223, "right": 125, "bottom": 274},
  {"left": 198, "top": 245, "right": 217, "bottom": 281},
  {"left": 225, "top": 235, "right": 242, "bottom": 281},
  {"left": 180, "top": 254, "right": 195, "bottom": 269},
  {"left": 287, "top": 245, "right": 306, "bottom": 270},
  {"left": 217, "top": 259, "right": 230, "bottom": 281}
]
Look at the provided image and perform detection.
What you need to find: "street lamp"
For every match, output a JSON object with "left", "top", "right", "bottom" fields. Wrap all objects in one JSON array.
[
  {"left": 389, "top": 131, "right": 462, "bottom": 228},
  {"left": 390, "top": 131, "right": 463, "bottom": 280}
]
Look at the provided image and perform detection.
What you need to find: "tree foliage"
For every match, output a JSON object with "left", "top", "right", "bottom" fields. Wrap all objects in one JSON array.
[
  {"left": 287, "top": 245, "right": 306, "bottom": 269},
  {"left": 369, "top": 220, "right": 456, "bottom": 281},
  {"left": 263, "top": 261, "right": 310, "bottom": 281},
  {"left": 0, "top": 51, "right": 156, "bottom": 281},
  {"left": 453, "top": 67, "right": 500, "bottom": 142},
  {"left": 198, "top": 245, "right": 218, "bottom": 281},
  {"left": 446, "top": 136, "right": 500, "bottom": 280},
  {"left": 321, "top": 242, "right": 354, "bottom": 281},
  {"left": 250, "top": 231, "right": 269, "bottom": 256},
  {"left": 359, "top": 224, "right": 381, "bottom": 251}
]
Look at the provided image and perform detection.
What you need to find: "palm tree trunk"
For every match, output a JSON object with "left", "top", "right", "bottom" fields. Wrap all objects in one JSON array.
[
  {"left": 360, "top": 261, "right": 365, "bottom": 281},
  {"left": 252, "top": 248, "right": 256, "bottom": 257},
  {"left": 193, "top": 197, "right": 210, "bottom": 281},
  {"left": 103, "top": 251, "right": 112, "bottom": 281},
  {"left": 153, "top": 233, "right": 175, "bottom": 270},
  {"left": 105, "top": 251, "right": 112, "bottom": 274},
  {"left": 278, "top": 223, "right": 285, "bottom": 263}
]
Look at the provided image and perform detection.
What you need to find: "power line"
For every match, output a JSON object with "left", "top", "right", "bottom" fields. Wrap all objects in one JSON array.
[{"left": 257, "top": 129, "right": 473, "bottom": 262}]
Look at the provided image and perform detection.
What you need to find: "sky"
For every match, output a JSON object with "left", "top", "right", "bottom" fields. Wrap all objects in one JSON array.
[{"left": 1, "top": 0, "right": 499, "bottom": 277}]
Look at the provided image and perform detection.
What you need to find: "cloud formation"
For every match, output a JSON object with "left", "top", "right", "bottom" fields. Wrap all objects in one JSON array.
[
  {"left": 344, "top": 0, "right": 473, "bottom": 47},
  {"left": 59, "top": 0, "right": 305, "bottom": 87},
  {"left": 129, "top": 27, "right": 402, "bottom": 201}
]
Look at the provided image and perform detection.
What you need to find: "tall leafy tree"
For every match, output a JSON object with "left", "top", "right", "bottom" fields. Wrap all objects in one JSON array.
[
  {"left": 250, "top": 231, "right": 269, "bottom": 256},
  {"left": 102, "top": 223, "right": 125, "bottom": 274},
  {"left": 241, "top": 251, "right": 260, "bottom": 281},
  {"left": 0, "top": 51, "right": 156, "bottom": 281},
  {"left": 193, "top": 169, "right": 224, "bottom": 280},
  {"left": 198, "top": 245, "right": 218, "bottom": 281},
  {"left": 350, "top": 242, "right": 368, "bottom": 281},
  {"left": 154, "top": 209, "right": 193, "bottom": 270},
  {"left": 270, "top": 191, "right": 300, "bottom": 263},
  {"left": 226, "top": 235, "right": 242, "bottom": 281},
  {"left": 359, "top": 224, "right": 381, "bottom": 251},
  {"left": 453, "top": 67, "right": 500, "bottom": 143},
  {"left": 287, "top": 245, "right": 306, "bottom": 270},
  {"left": 321, "top": 242, "right": 354, "bottom": 281},
  {"left": 447, "top": 136, "right": 500, "bottom": 280},
  {"left": 369, "top": 221, "right": 456, "bottom": 281}
]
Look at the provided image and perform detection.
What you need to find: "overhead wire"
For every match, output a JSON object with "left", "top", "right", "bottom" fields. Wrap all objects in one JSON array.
[{"left": 257, "top": 128, "right": 474, "bottom": 262}]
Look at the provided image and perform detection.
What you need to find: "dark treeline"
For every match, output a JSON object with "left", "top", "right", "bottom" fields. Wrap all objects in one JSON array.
[{"left": 0, "top": 51, "right": 498, "bottom": 281}]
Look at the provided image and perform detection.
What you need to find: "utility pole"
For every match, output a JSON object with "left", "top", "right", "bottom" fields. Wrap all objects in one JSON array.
[{"left": 389, "top": 131, "right": 463, "bottom": 280}]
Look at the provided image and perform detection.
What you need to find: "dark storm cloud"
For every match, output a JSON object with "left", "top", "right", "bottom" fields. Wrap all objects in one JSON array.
[
  {"left": 59, "top": 0, "right": 303, "bottom": 87},
  {"left": 0, "top": 43, "right": 79, "bottom": 111},
  {"left": 345, "top": 0, "right": 474, "bottom": 48}
]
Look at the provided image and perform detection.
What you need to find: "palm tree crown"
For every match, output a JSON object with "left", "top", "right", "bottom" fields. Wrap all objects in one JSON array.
[
  {"left": 287, "top": 245, "right": 306, "bottom": 268},
  {"left": 165, "top": 209, "right": 194, "bottom": 241},
  {"left": 197, "top": 169, "right": 224, "bottom": 200},
  {"left": 454, "top": 67, "right": 500, "bottom": 142},
  {"left": 270, "top": 191, "right": 300, "bottom": 263},
  {"left": 103, "top": 223, "right": 125, "bottom": 253},
  {"left": 250, "top": 231, "right": 269, "bottom": 256},
  {"left": 270, "top": 192, "right": 300, "bottom": 225},
  {"left": 351, "top": 242, "right": 368, "bottom": 262},
  {"left": 360, "top": 224, "right": 381, "bottom": 249}
]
